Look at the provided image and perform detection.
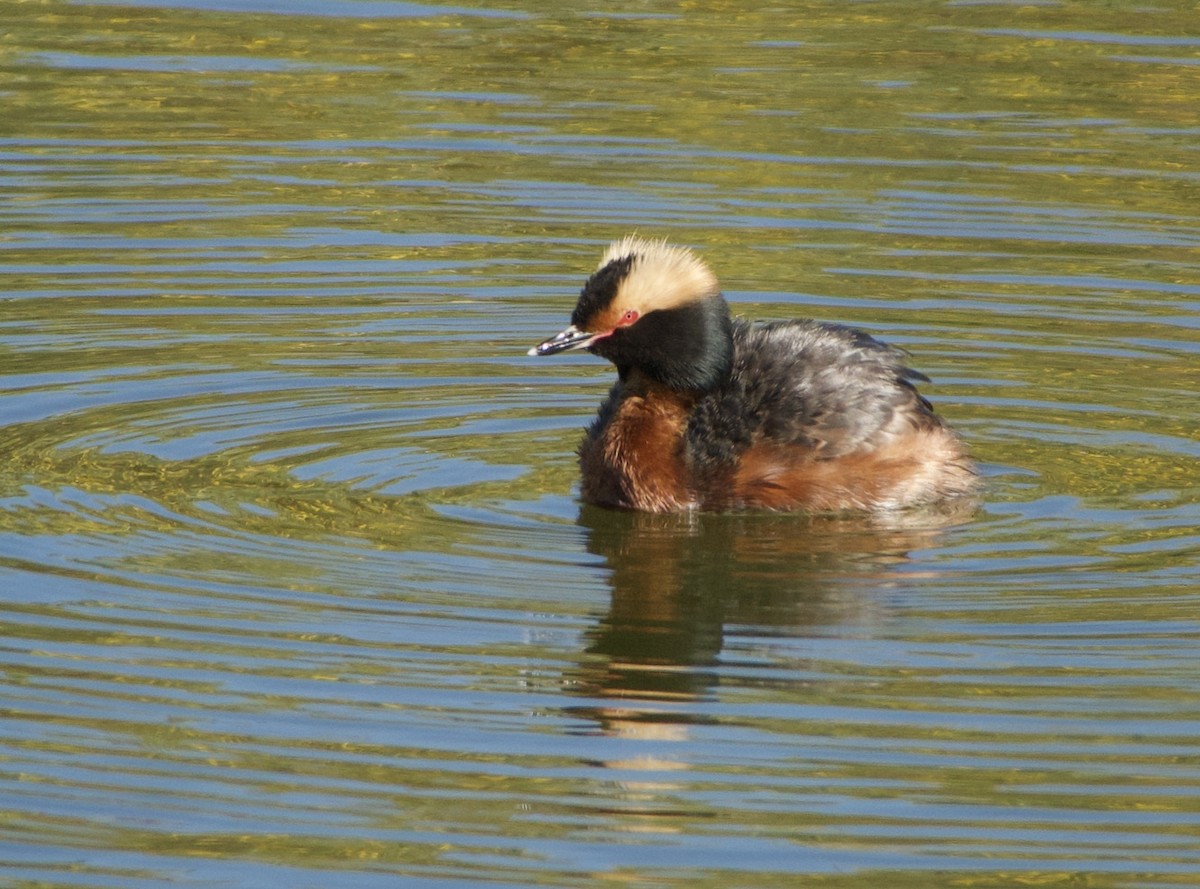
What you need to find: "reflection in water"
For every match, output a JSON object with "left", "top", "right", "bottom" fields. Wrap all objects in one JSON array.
[{"left": 569, "top": 504, "right": 972, "bottom": 729}]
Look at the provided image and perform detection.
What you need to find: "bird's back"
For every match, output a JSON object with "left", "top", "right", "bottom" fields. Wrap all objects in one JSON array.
[{"left": 684, "top": 318, "right": 977, "bottom": 511}]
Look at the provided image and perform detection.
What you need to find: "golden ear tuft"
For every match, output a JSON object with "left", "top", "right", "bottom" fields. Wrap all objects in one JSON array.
[{"left": 598, "top": 236, "right": 720, "bottom": 312}]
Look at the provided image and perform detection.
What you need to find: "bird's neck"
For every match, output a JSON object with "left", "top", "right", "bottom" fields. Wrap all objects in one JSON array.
[{"left": 617, "top": 298, "right": 734, "bottom": 393}]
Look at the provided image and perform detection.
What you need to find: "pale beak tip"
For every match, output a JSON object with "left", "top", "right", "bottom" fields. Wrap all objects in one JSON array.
[{"left": 527, "top": 325, "right": 598, "bottom": 358}]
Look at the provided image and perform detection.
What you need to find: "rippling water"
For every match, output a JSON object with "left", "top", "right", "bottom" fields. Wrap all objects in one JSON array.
[{"left": 3, "top": 1, "right": 1199, "bottom": 887}]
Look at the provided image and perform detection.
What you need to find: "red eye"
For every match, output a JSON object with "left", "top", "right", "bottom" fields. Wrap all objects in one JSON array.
[{"left": 619, "top": 309, "right": 639, "bottom": 326}]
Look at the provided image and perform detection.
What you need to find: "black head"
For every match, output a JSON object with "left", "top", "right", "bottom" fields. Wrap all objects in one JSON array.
[{"left": 528, "top": 237, "right": 734, "bottom": 393}]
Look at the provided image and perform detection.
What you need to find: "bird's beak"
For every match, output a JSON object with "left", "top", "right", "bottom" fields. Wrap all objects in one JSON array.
[{"left": 527, "top": 324, "right": 600, "bottom": 357}]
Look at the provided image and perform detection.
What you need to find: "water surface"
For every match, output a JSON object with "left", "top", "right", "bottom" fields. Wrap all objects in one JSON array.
[{"left": 2, "top": 1, "right": 1199, "bottom": 887}]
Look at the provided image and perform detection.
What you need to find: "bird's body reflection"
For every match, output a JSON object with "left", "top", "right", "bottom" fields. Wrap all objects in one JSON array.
[
  {"left": 560, "top": 504, "right": 973, "bottom": 825},
  {"left": 566, "top": 504, "right": 974, "bottom": 734}
]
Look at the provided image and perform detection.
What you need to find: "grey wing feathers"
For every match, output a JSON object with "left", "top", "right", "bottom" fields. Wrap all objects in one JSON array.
[
  {"left": 791, "top": 320, "right": 933, "bottom": 447},
  {"left": 689, "top": 318, "right": 939, "bottom": 464}
]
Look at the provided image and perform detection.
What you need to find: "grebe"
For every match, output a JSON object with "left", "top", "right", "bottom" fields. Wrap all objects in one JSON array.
[{"left": 528, "top": 236, "right": 978, "bottom": 512}]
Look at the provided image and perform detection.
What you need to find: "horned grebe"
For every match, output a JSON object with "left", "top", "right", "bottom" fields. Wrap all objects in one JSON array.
[{"left": 528, "top": 237, "right": 978, "bottom": 512}]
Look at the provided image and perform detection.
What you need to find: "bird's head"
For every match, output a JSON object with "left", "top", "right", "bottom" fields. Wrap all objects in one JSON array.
[{"left": 528, "top": 236, "right": 733, "bottom": 391}]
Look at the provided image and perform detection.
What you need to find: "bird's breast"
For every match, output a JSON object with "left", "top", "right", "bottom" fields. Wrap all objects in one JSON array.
[{"left": 579, "top": 384, "right": 697, "bottom": 511}]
